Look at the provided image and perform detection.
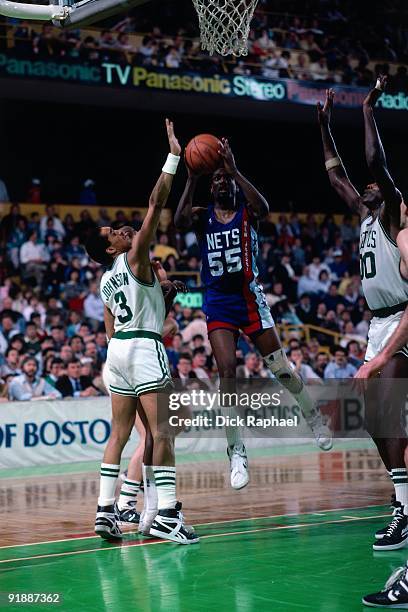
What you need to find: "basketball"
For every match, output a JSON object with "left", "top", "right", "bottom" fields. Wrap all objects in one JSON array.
[{"left": 185, "top": 133, "right": 222, "bottom": 175}]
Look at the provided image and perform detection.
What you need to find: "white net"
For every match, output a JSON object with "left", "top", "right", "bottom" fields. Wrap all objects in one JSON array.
[{"left": 192, "top": 0, "right": 259, "bottom": 57}]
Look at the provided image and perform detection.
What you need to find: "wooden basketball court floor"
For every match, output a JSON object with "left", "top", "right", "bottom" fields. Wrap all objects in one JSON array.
[{"left": 0, "top": 441, "right": 405, "bottom": 611}]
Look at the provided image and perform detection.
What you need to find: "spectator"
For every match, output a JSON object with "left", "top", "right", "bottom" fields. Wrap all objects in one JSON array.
[
  {"left": 0, "top": 347, "right": 21, "bottom": 378},
  {"left": 9, "top": 356, "right": 62, "bottom": 400},
  {"left": 24, "top": 322, "right": 41, "bottom": 355},
  {"left": 55, "top": 358, "right": 99, "bottom": 398},
  {"left": 314, "top": 352, "right": 330, "bottom": 378},
  {"left": 44, "top": 357, "right": 64, "bottom": 389},
  {"left": 0, "top": 314, "right": 19, "bottom": 353},
  {"left": 324, "top": 346, "right": 357, "bottom": 379},
  {"left": 20, "top": 231, "right": 50, "bottom": 285},
  {"left": 83, "top": 282, "right": 104, "bottom": 328},
  {"left": 309, "top": 257, "right": 330, "bottom": 282},
  {"left": 288, "top": 347, "right": 320, "bottom": 381},
  {"left": 39, "top": 205, "right": 65, "bottom": 241},
  {"left": 192, "top": 347, "right": 212, "bottom": 388},
  {"left": 174, "top": 353, "right": 198, "bottom": 390},
  {"left": 347, "top": 340, "right": 364, "bottom": 368},
  {"left": 236, "top": 352, "right": 270, "bottom": 378},
  {"left": 296, "top": 294, "right": 316, "bottom": 325}
]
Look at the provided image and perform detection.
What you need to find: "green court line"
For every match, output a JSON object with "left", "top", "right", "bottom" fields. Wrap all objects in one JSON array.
[{"left": 0, "top": 439, "right": 374, "bottom": 480}]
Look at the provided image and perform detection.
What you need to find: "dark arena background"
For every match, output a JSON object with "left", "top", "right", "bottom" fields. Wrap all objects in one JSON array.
[{"left": 1, "top": 1, "right": 408, "bottom": 610}]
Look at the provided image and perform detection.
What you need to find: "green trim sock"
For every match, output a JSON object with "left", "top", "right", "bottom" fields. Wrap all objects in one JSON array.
[
  {"left": 98, "top": 463, "right": 120, "bottom": 507},
  {"left": 153, "top": 466, "right": 177, "bottom": 510},
  {"left": 392, "top": 468, "right": 408, "bottom": 514},
  {"left": 142, "top": 464, "right": 158, "bottom": 516},
  {"left": 118, "top": 479, "right": 141, "bottom": 511}
]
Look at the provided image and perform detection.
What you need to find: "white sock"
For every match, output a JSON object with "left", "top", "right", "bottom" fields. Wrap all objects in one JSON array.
[
  {"left": 118, "top": 478, "right": 141, "bottom": 511},
  {"left": 224, "top": 406, "right": 242, "bottom": 448},
  {"left": 153, "top": 466, "right": 177, "bottom": 510},
  {"left": 98, "top": 463, "right": 120, "bottom": 507},
  {"left": 392, "top": 468, "right": 408, "bottom": 514},
  {"left": 142, "top": 464, "right": 158, "bottom": 515}
]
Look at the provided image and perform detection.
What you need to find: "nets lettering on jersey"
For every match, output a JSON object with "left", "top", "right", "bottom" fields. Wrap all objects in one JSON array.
[{"left": 192, "top": 0, "right": 259, "bottom": 57}]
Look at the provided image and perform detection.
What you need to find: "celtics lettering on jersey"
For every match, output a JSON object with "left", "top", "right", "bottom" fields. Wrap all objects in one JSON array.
[
  {"left": 359, "top": 215, "right": 408, "bottom": 311},
  {"left": 100, "top": 253, "right": 165, "bottom": 335},
  {"left": 359, "top": 225, "right": 377, "bottom": 280}
]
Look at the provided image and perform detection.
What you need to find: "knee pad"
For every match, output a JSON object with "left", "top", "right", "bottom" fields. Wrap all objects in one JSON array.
[{"left": 263, "top": 348, "right": 304, "bottom": 395}]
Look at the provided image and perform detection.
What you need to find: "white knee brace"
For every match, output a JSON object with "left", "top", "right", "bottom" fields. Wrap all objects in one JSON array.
[{"left": 263, "top": 348, "right": 304, "bottom": 395}]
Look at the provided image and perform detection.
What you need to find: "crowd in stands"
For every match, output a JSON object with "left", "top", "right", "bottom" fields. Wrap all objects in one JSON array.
[
  {"left": 3, "top": 0, "right": 408, "bottom": 91},
  {"left": 0, "top": 197, "right": 368, "bottom": 401}
]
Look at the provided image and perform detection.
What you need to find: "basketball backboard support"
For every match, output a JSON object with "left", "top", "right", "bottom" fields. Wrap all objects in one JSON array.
[{"left": 0, "top": 0, "right": 151, "bottom": 28}]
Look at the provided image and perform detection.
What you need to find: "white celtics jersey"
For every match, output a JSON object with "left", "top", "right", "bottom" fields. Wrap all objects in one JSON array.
[
  {"left": 360, "top": 214, "right": 408, "bottom": 310},
  {"left": 100, "top": 253, "right": 165, "bottom": 335}
]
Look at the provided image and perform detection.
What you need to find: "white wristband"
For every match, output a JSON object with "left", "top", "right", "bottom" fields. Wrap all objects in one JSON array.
[
  {"left": 325, "top": 157, "right": 341, "bottom": 171},
  {"left": 375, "top": 78, "right": 383, "bottom": 91},
  {"left": 162, "top": 153, "right": 180, "bottom": 175}
]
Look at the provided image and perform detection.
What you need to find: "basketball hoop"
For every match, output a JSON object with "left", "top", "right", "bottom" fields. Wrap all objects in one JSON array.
[{"left": 192, "top": 0, "right": 259, "bottom": 57}]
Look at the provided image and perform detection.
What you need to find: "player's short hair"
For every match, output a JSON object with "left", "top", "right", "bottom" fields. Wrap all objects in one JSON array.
[{"left": 85, "top": 228, "right": 113, "bottom": 266}]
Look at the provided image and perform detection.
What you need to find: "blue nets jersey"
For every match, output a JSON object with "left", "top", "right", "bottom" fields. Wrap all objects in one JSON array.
[{"left": 198, "top": 203, "right": 274, "bottom": 335}]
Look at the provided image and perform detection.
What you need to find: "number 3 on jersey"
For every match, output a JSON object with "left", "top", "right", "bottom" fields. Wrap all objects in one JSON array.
[
  {"left": 360, "top": 251, "right": 376, "bottom": 279},
  {"left": 114, "top": 291, "right": 133, "bottom": 324},
  {"left": 208, "top": 248, "right": 242, "bottom": 276}
]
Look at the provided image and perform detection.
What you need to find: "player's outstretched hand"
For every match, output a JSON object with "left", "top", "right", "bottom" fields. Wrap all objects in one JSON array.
[
  {"left": 172, "top": 280, "right": 187, "bottom": 293},
  {"left": 152, "top": 259, "right": 167, "bottom": 283},
  {"left": 166, "top": 118, "right": 181, "bottom": 156},
  {"left": 363, "top": 75, "right": 387, "bottom": 108},
  {"left": 218, "top": 137, "right": 238, "bottom": 176},
  {"left": 317, "top": 89, "right": 334, "bottom": 126}
]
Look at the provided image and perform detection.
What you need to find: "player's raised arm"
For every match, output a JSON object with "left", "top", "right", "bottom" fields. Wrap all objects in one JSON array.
[
  {"left": 218, "top": 138, "right": 269, "bottom": 220},
  {"left": 318, "top": 89, "right": 364, "bottom": 216},
  {"left": 127, "top": 119, "right": 181, "bottom": 279},
  {"left": 363, "top": 76, "right": 402, "bottom": 224},
  {"left": 174, "top": 164, "right": 206, "bottom": 232}
]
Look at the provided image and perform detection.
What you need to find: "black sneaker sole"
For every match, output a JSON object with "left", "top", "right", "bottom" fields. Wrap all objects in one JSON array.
[
  {"left": 372, "top": 538, "right": 408, "bottom": 551},
  {"left": 95, "top": 527, "right": 122, "bottom": 541},
  {"left": 362, "top": 597, "right": 408, "bottom": 608}
]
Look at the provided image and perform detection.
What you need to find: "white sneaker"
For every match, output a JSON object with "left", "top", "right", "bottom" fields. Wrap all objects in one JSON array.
[
  {"left": 306, "top": 412, "right": 333, "bottom": 451},
  {"left": 227, "top": 443, "right": 249, "bottom": 490},
  {"left": 149, "top": 502, "right": 200, "bottom": 544}
]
